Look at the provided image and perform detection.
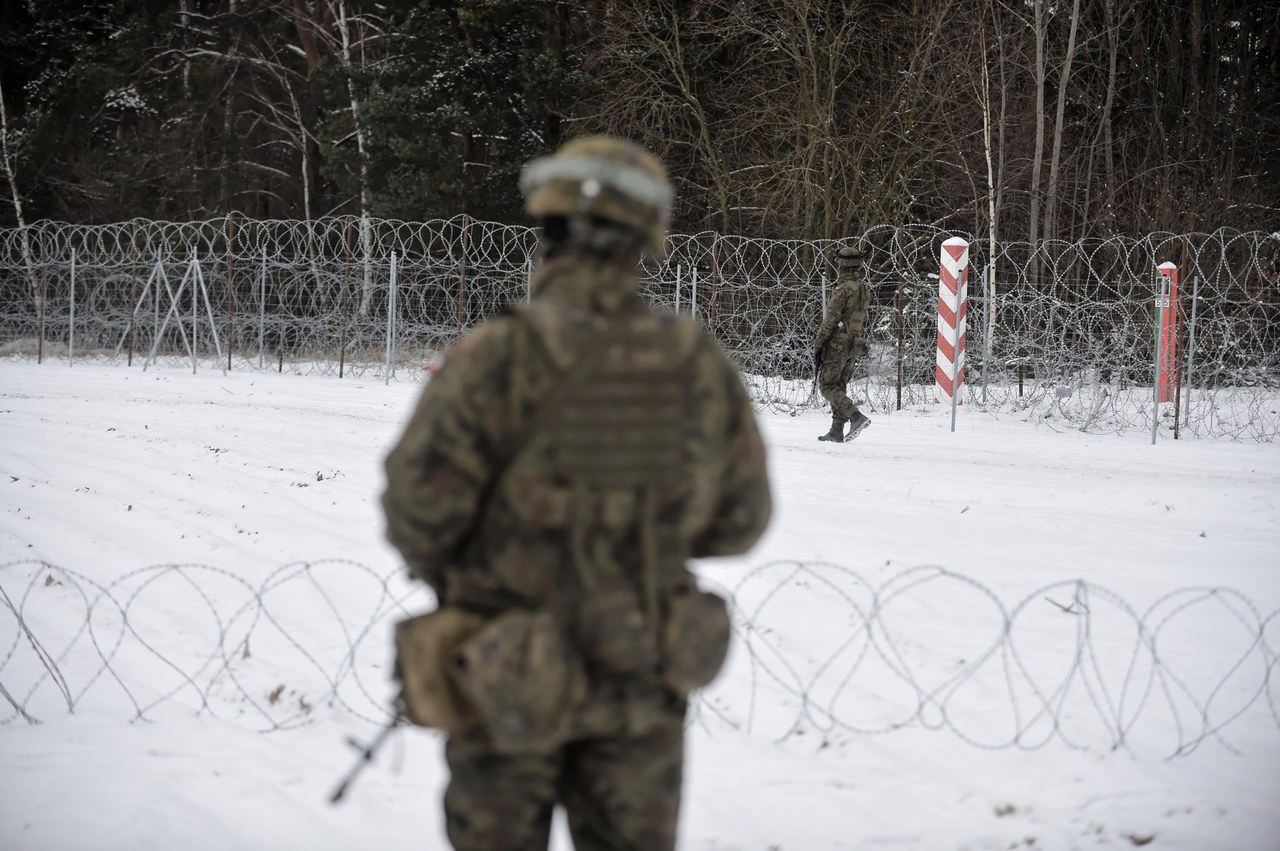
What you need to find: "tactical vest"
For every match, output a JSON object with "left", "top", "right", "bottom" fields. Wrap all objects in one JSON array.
[
  {"left": 514, "top": 298, "right": 698, "bottom": 627},
  {"left": 479, "top": 302, "right": 728, "bottom": 722}
]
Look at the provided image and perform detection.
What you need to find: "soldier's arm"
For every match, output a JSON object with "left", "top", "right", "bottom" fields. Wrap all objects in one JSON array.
[
  {"left": 381, "top": 325, "right": 509, "bottom": 594},
  {"left": 691, "top": 355, "right": 772, "bottom": 558},
  {"left": 813, "top": 285, "right": 848, "bottom": 349}
]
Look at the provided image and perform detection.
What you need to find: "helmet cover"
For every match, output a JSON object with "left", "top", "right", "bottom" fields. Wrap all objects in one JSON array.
[
  {"left": 833, "top": 242, "right": 869, "bottom": 267},
  {"left": 521, "top": 136, "right": 673, "bottom": 257}
]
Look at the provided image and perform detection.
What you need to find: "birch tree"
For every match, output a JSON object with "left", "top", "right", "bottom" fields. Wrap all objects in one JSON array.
[
  {"left": 0, "top": 82, "right": 36, "bottom": 300},
  {"left": 328, "top": 0, "right": 379, "bottom": 314}
]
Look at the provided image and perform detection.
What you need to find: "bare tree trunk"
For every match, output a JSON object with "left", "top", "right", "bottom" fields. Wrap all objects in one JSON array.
[
  {"left": 179, "top": 0, "right": 192, "bottom": 99},
  {"left": 219, "top": 34, "right": 242, "bottom": 210},
  {"left": 0, "top": 81, "right": 36, "bottom": 301},
  {"left": 281, "top": 78, "right": 328, "bottom": 314},
  {"left": 1042, "top": 0, "right": 1082, "bottom": 245},
  {"left": 334, "top": 0, "right": 376, "bottom": 316},
  {"left": 291, "top": 0, "right": 323, "bottom": 69},
  {"left": 1098, "top": 0, "right": 1120, "bottom": 232},
  {"left": 994, "top": 2, "right": 1008, "bottom": 233},
  {"left": 285, "top": 82, "right": 313, "bottom": 222},
  {"left": 1027, "top": 0, "right": 1046, "bottom": 275},
  {"left": 657, "top": 2, "right": 731, "bottom": 228},
  {"left": 1189, "top": 0, "right": 1203, "bottom": 115},
  {"left": 979, "top": 25, "right": 998, "bottom": 354}
]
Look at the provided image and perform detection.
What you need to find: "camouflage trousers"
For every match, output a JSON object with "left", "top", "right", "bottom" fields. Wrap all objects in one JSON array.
[
  {"left": 443, "top": 713, "right": 685, "bottom": 851},
  {"left": 818, "top": 347, "right": 859, "bottom": 422}
]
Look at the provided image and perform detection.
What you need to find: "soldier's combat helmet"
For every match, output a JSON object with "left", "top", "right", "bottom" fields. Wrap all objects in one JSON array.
[
  {"left": 520, "top": 136, "right": 673, "bottom": 257},
  {"left": 832, "top": 242, "right": 868, "bottom": 268}
]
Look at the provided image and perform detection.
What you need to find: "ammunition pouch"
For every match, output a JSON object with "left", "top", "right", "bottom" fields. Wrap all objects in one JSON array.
[
  {"left": 394, "top": 608, "right": 486, "bottom": 732},
  {"left": 660, "top": 586, "right": 732, "bottom": 698},
  {"left": 452, "top": 609, "right": 590, "bottom": 754},
  {"left": 573, "top": 578, "right": 732, "bottom": 698},
  {"left": 397, "top": 606, "right": 591, "bottom": 754}
]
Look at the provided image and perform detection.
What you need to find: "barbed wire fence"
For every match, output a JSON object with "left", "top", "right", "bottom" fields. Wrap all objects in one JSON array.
[
  {"left": 2, "top": 218, "right": 1278, "bottom": 440},
  {"left": 2, "top": 559, "right": 1276, "bottom": 758}
]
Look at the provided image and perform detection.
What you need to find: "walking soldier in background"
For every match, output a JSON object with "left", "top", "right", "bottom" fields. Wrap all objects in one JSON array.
[
  {"left": 813, "top": 243, "right": 873, "bottom": 442},
  {"left": 381, "top": 136, "right": 772, "bottom": 851}
]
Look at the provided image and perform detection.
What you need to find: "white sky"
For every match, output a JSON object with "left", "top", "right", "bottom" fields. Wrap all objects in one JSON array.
[{"left": 1, "top": 361, "right": 1278, "bottom": 850}]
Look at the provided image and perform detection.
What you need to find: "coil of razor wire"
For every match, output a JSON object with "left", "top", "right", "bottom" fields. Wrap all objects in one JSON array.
[
  {"left": 2, "top": 219, "right": 1277, "bottom": 439},
  {"left": 2, "top": 559, "right": 1276, "bottom": 759}
]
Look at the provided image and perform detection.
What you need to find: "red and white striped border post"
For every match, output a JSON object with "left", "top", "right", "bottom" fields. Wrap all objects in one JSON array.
[
  {"left": 1155, "top": 262, "right": 1179, "bottom": 403},
  {"left": 936, "top": 237, "right": 970, "bottom": 405}
]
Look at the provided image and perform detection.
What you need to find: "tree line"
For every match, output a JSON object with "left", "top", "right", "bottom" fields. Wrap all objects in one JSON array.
[{"left": 1, "top": 0, "right": 1277, "bottom": 243}]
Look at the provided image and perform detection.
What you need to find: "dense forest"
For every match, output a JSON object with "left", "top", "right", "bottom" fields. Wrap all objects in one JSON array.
[{"left": 1, "top": 0, "right": 1277, "bottom": 241}]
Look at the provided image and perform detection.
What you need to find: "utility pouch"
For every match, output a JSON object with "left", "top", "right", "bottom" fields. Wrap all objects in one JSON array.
[
  {"left": 574, "top": 580, "right": 659, "bottom": 679},
  {"left": 394, "top": 608, "right": 487, "bottom": 732},
  {"left": 452, "top": 609, "right": 589, "bottom": 754},
  {"left": 661, "top": 587, "right": 732, "bottom": 698}
]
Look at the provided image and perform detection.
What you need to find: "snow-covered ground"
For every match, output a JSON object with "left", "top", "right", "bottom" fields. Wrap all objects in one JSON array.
[{"left": 2, "top": 360, "right": 1278, "bottom": 850}]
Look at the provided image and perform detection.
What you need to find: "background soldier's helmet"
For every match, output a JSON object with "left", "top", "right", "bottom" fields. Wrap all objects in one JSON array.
[
  {"left": 833, "top": 243, "right": 868, "bottom": 268},
  {"left": 520, "top": 135, "right": 673, "bottom": 257}
]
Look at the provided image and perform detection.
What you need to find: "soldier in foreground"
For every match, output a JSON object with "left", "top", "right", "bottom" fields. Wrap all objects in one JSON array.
[
  {"left": 813, "top": 243, "right": 873, "bottom": 442},
  {"left": 381, "top": 136, "right": 772, "bottom": 851}
]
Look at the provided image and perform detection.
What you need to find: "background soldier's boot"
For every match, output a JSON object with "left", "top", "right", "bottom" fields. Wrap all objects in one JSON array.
[
  {"left": 846, "top": 411, "right": 871, "bottom": 441},
  {"left": 817, "top": 417, "right": 846, "bottom": 442}
]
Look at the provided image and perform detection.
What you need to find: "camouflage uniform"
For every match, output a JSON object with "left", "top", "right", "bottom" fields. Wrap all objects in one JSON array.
[
  {"left": 813, "top": 247, "right": 872, "bottom": 441},
  {"left": 382, "top": 138, "right": 771, "bottom": 851}
]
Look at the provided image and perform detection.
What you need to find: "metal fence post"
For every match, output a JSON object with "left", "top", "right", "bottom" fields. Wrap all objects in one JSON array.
[
  {"left": 127, "top": 219, "right": 139, "bottom": 366},
  {"left": 68, "top": 246, "right": 76, "bottom": 366},
  {"left": 259, "top": 246, "right": 266, "bottom": 369},
  {"left": 895, "top": 275, "right": 904, "bottom": 410},
  {"left": 37, "top": 224, "right": 48, "bottom": 364},
  {"left": 1183, "top": 273, "right": 1202, "bottom": 429},
  {"left": 153, "top": 253, "right": 161, "bottom": 351},
  {"left": 385, "top": 250, "right": 397, "bottom": 386},
  {"left": 979, "top": 264, "right": 990, "bottom": 405},
  {"left": 340, "top": 216, "right": 352, "bottom": 378},
  {"left": 191, "top": 247, "right": 199, "bottom": 374},
  {"left": 456, "top": 215, "right": 469, "bottom": 336},
  {"left": 225, "top": 215, "right": 235, "bottom": 373},
  {"left": 690, "top": 265, "right": 698, "bottom": 321}
]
